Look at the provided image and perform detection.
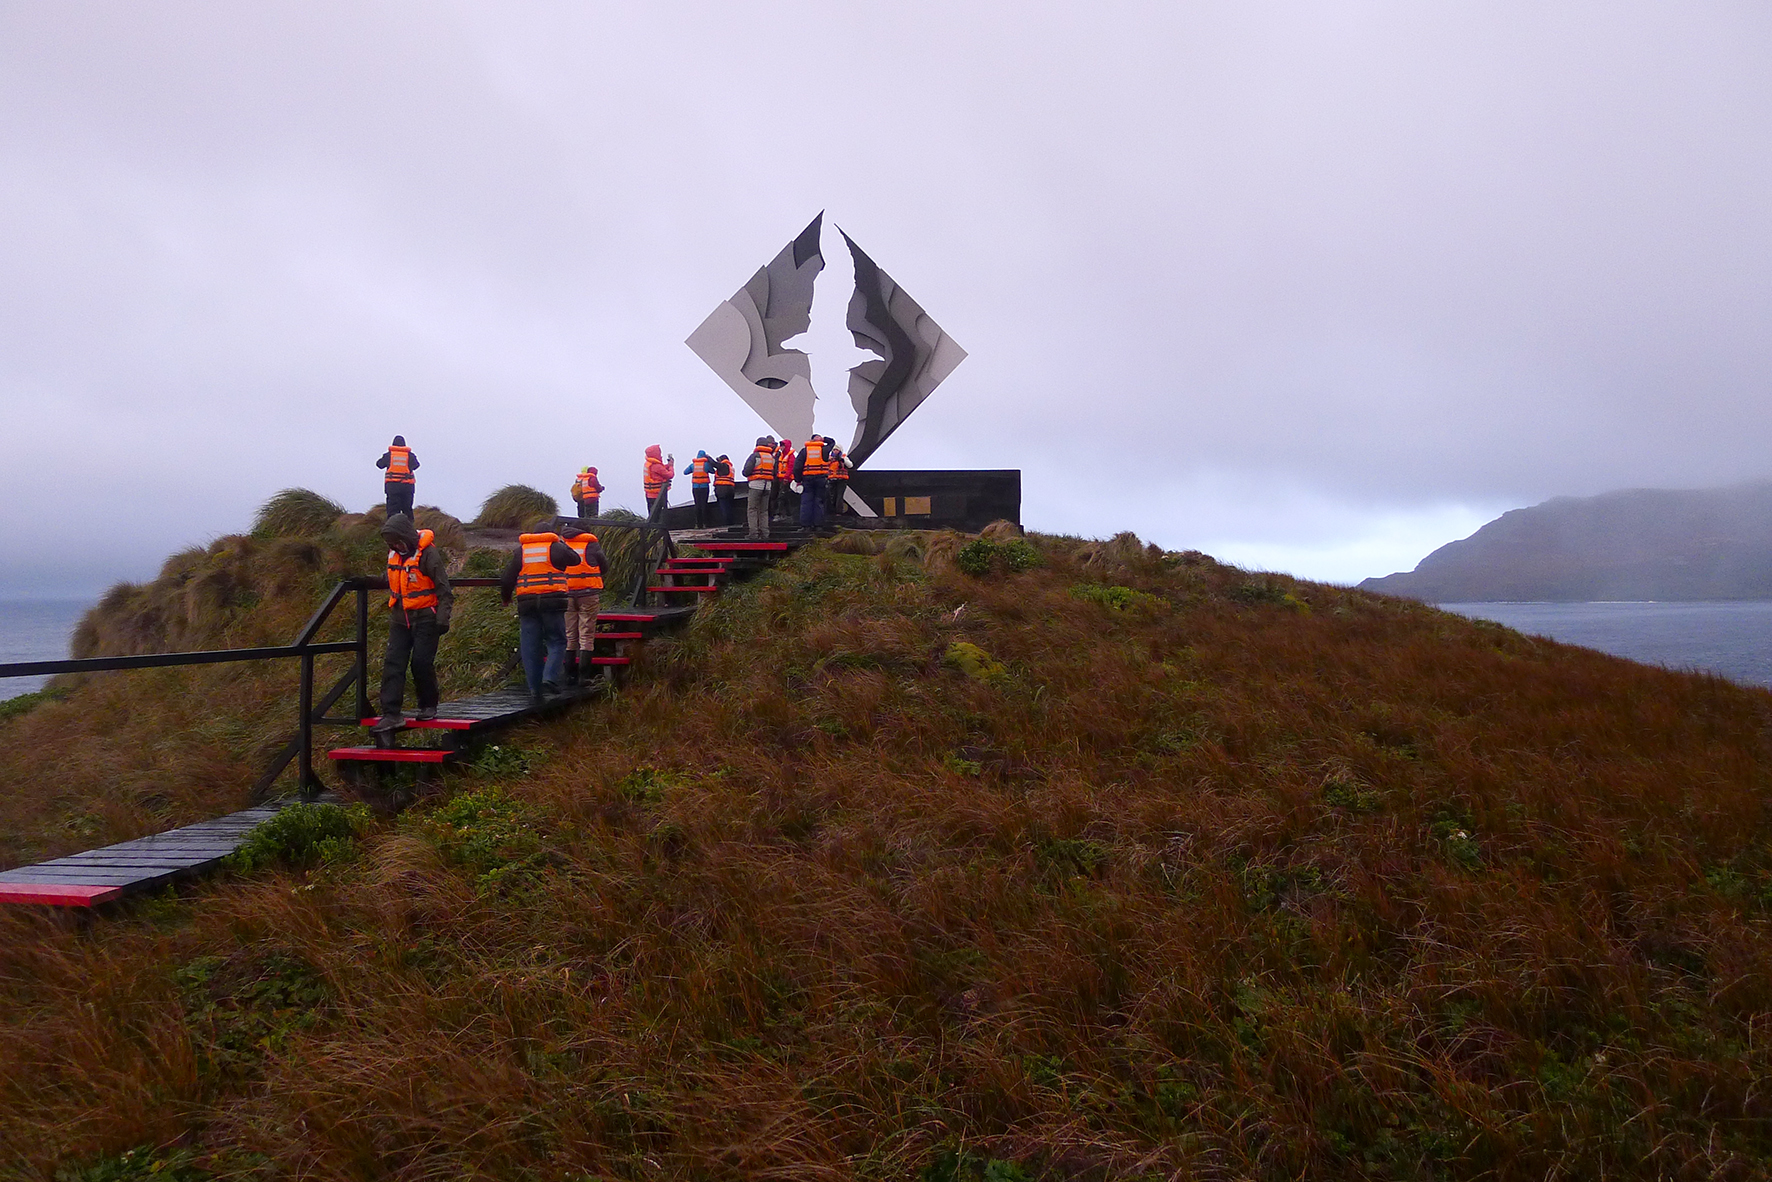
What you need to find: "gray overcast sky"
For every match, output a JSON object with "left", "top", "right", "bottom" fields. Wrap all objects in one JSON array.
[{"left": 3, "top": 2, "right": 1770, "bottom": 596}]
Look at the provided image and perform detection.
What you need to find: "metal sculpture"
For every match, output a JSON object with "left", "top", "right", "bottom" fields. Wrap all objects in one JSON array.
[
  {"left": 685, "top": 212, "right": 825, "bottom": 444},
  {"left": 686, "top": 215, "right": 965, "bottom": 490},
  {"left": 838, "top": 229, "right": 967, "bottom": 467}
]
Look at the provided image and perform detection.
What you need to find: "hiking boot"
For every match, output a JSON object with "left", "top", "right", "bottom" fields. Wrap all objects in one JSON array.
[
  {"left": 541, "top": 681, "right": 561, "bottom": 698},
  {"left": 414, "top": 706, "right": 438, "bottom": 722},
  {"left": 370, "top": 712, "right": 404, "bottom": 733}
]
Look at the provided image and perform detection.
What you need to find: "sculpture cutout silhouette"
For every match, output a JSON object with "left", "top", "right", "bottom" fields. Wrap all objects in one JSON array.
[{"left": 685, "top": 213, "right": 825, "bottom": 443}]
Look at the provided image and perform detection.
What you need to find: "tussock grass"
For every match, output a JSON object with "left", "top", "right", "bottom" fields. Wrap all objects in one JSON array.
[
  {"left": 4, "top": 530, "right": 1772, "bottom": 1177},
  {"left": 250, "top": 488, "right": 344, "bottom": 539},
  {"left": 471, "top": 484, "right": 558, "bottom": 530}
]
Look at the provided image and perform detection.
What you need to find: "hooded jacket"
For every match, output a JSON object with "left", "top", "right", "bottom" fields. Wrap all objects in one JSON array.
[
  {"left": 381, "top": 513, "right": 453, "bottom": 628},
  {"left": 377, "top": 447, "right": 420, "bottom": 479},
  {"left": 644, "top": 445, "right": 672, "bottom": 497}
]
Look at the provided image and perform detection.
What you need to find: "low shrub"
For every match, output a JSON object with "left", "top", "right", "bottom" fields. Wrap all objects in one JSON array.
[
  {"left": 421, "top": 786, "right": 555, "bottom": 894},
  {"left": 957, "top": 539, "right": 997, "bottom": 576},
  {"left": 176, "top": 949, "right": 331, "bottom": 1078},
  {"left": 943, "top": 641, "right": 1007, "bottom": 683},
  {"left": 956, "top": 536, "right": 1041, "bottom": 576},
  {"left": 472, "top": 485, "right": 558, "bottom": 530},
  {"left": 56, "top": 1146, "right": 211, "bottom": 1182},
  {"left": 412, "top": 505, "right": 467, "bottom": 551},
  {"left": 227, "top": 802, "right": 370, "bottom": 874},
  {"left": 252, "top": 489, "right": 346, "bottom": 539},
  {"left": 0, "top": 684, "right": 71, "bottom": 726},
  {"left": 1069, "top": 583, "right": 1161, "bottom": 611}
]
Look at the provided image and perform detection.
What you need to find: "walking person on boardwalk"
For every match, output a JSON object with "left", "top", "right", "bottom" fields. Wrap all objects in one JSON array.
[
  {"left": 772, "top": 438, "right": 795, "bottom": 524},
  {"left": 643, "top": 445, "right": 673, "bottom": 518},
  {"left": 499, "top": 528, "right": 576, "bottom": 703},
  {"left": 572, "top": 467, "right": 604, "bottom": 520},
  {"left": 683, "top": 451, "right": 714, "bottom": 528},
  {"left": 795, "top": 435, "right": 830, "bottom": 530},
  {"left": 370, "top": 513, "right": 453, "bottom": 735},
  {"left": 712, "top": 454, "right": 736, "bottom": 528},
  {"left": 560, "top": 523, "right": 607, "bottom": 687},
  {"left": 742, "top": 436, "right": 775, "bottom": 539},
  {"left": 377, "top": 435, "right": 418, "bottom": 520},
  {"left": 826, "top": 439, "right": 851, "bottom": 515}
]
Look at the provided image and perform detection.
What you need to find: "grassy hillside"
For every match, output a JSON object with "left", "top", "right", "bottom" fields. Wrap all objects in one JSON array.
[{"left": 3, "top": 526, "right": 1772, "bottom": 1179}]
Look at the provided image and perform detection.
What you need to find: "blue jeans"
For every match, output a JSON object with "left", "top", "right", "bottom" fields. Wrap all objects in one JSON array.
[
  {"left": 519, "top": 607, "right": 567, "bottom": 696},
  {"left": 799, "top": 476, "right": 827, "bottom": 527}
]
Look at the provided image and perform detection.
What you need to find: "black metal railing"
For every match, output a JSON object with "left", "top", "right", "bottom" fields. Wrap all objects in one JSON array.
[{"left": 0, "top": 517, "right": 678, "bottom": 802}]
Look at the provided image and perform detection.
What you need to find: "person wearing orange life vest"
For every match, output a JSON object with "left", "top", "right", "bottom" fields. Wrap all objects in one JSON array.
[
  {"left": 682, "top": 450, "right": 715, "bottom": 528},
  {"left": 643, "top": 444, "right": 673, "bottom": 519},
  {"left": 370, "top": 513, "right": 454, "bottom": 732},
  {"left": 376, "top": 435, "right": 419, "bottom": 519},
  {"left": 712, "top": 454, "right": 736, "bottom": 528},
  {"left": 794, "top": 435, "right": 831, "bottom": 528},
  {"left": 740, "top": 436, "right": 776, "bottom": 538},
  {"left": 826, "top": 439, "right": 851, "bottom": 516},
  {"left": 771, "top": 437, "right": 795, "bottom": 523},
  {"left": 559, "top": 524, "right": 607, "bottom": 687},
  {"left": 498, "top": 528, "right": 577, "bottom": 702},
  {"left": 571, "top": 467, "right": 605, "bottom": 520}
]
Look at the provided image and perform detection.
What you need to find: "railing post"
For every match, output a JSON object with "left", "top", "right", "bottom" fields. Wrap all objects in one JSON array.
[
  {"left": 298, "top": 651, "right": 317, "bottom": 800},
  {"left": 354, "top": 586, "right": 371, "bottom": 722}
]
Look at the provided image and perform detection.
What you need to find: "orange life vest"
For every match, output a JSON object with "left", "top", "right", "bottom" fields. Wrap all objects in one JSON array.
[
  {"left": 386, "top": 530, "right": 438, "bottom": 611},
  {"left": 385, "top": 445, "right": 414, "bottom": 484},
  {"left": 775, "top": 444, "right": 794, "bottom": 481},
  {"left": 691, "top": 455, "right": 711, "bottom": 485},
  {"left": 748, "top": 445, "right": 774, "bottom": 481},
  {"left": 515, "top": 532, "right": 567, "bottom": 597},
  {"left": 830, "top": 449, "right": 849, "bottom": 482},
  {"left": 564, "top": 533, "right": 603, "bottom": 593},
  {"left": 576, "top": 470, "right": 601, "bottom": 500},
  {"left": 644, "top": 458, "right": 670, "bottom": 497},
  {"left": 714, "top": 460, "right": 734, "bottom": 489},
  {"left": 801, "top": 437, "right": 828, "bottom": 479}
]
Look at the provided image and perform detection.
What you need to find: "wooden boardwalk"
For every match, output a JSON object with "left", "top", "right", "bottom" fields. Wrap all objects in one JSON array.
[
  {"left": 0, "top": 557, "right": 783, "bottom": 909},
  {"left": 0, "top": 799, "right": 296, "bottom": 907}
]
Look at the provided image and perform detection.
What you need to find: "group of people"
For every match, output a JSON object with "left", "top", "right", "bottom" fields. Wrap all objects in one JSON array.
[
  {"left": 372, "top": 435, "right": 609, "bottom": 733},
  {"left": 368, "top": 427, "right": 859, "bottom": 728},
  {"left": 632, "top": 435, "right": 853, "bottom": 536}
]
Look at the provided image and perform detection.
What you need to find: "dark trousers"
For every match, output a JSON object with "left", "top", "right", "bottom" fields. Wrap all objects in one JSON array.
[
  {"left": 799, "top": 476, "right": 828, "bottom": 527},
  {"left": 379, "top": 608, "right": 439, "bottom": 717},
  {"left": 829, "top": 481, "right": 846, "bottom": 514},
  {"left": 646, "top": 492, "right": 666, "bottom": 519},
  {"left": 578, "top": 497, "right": 598, "bottom": 520},
  {"left": 692, "top": 485, "right": 709, "bottom": 527},
  {"left": 716, "top": 491, "right": 735, "bottom": 526},
  {"left": 519, "top": 607, "right": 567, "bottom": 697},
  {"left": 770, "top": 479, "right": 787, "bottom": 519},
  {"left": 385, "top": 481, "right": 415, "bottom": 520}
]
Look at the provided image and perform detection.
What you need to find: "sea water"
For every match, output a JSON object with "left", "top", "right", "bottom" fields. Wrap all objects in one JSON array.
[
  {"left": 0, "top": 599, "right": 93, "bottom": 701},
  {"left": 1440, "top": 601, "right": 1772, "bottom": 690}
]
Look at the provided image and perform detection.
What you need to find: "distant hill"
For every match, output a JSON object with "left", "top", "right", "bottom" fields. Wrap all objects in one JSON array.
[{"left": 1361, "top": 481, "right": 1772, "bottom": 602}]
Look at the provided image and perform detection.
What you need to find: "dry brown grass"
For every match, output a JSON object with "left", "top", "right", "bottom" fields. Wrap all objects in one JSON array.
[{"left": 4, "top": 534, "right": 1772, "bottom": 1179}]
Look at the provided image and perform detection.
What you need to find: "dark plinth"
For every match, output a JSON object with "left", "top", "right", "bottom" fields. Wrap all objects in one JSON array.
[
  {"left": 657, "top": 470, "right": 1020, "bottom": 533},
  {"left": 845, "top": 470, "right": 1020, "bottom": 531}
]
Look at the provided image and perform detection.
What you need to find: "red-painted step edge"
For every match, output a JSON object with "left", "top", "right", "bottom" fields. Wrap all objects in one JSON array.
[
  {"left": 647, "top": 585, "right": 720, "bottom": 593},
  {"left": 0, "top": 883, "right": 124, "bottom": 907},
  {"left": 589, "top": 656, "right": 630, "bottom": 666},
  {"left": 358, "top": 717, "right": 475, "bottom": 731},
  {"left": 327, "top": 747, "right": 452, "bottom": 763},
  {"left": 692, "top": 541, "right": 789, "bottom": 551},
  {"left": 595, "top": 631, "right": 645, "bottom": 640}
]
